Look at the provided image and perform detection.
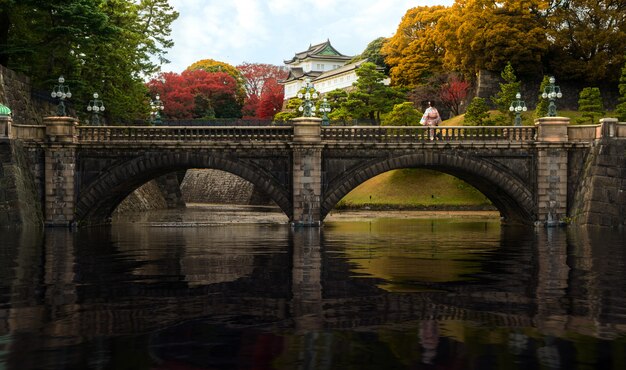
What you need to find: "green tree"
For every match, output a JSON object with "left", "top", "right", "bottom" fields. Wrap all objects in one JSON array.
[
  {"left": 274, "top": 97, "right": 301, "bottom": 122},
  {"left": 464, "top": 97, "right": 490, "bottom": 126},
  {"left": 349, "top": 37, "right": 389, "bottom": 73},
  {"left": 491, "top": 62, "right": 521, "bottom": 125},
  {"left": 324, "top": 89, "right": 352, "bottom": 122},
  {"left": 383, "top": 102, "right": 422, "bottom": 126},
  {"left": 577, "top": 87, "right": 604, "bottom": 124},
  {"left": 534, "top": 76, "right": 550, "bottom": 119},
  {"left": 0, "top": 0, "right": 179, "bottom": 122},
  {"left": 616, "top": 60, "right": 626, "bottom": 121},
  {"left": 342, "top": 62, "right": 405, "bottom": 124},
  {"left": 492, "top": 63, "right": 521, "bottom": 113}
]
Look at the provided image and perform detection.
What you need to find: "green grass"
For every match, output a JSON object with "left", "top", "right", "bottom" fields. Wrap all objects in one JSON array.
[{"left": 337, "top": 168, "right": 493, "bottom": 209}]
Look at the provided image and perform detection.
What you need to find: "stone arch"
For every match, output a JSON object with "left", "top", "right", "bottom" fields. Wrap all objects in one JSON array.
[
  {"left": 321, "top": 152, "right": 535, "bottom": 224},
  {"left": 76, "top": 152, "right": 292, "bottom": 225}
]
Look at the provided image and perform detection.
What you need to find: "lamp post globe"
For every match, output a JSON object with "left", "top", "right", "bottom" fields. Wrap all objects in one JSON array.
[
  {"left": 320, "top": 98, "right": 332, "bottom": 126},
  {"left": 509, "top": 92, "right": 527, "bottom": 127},
  {"left": 150, "top": 94, "right": 164, "bottom": 125},
  {"left": 297, "top": 78, "right": 320, "bottom": 118},
  {"left": 87, "top": 92, "right": 105, "bottom": 125},
  {"left": 51, "top": 75, "right": 71, "bottom": 116},
  {"left": 543, "top": 76, "right": 562, "bottom": 117}
]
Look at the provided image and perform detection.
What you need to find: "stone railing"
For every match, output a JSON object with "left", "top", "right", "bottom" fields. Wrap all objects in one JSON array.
[
  {"left": 321, "top": 125, "right": 537, "bottom": 142},
  {"left": 11, "top": 124, "right": 46, "bottom": 142},
  {"left": 77, "top": 125, "right": 294, "bottom": 142},
  {"left": 617, "top": 122, "right": 626, "bottom": 138},
  {"left": 567, "top": 125, "right": 601, "bottom": 141}
]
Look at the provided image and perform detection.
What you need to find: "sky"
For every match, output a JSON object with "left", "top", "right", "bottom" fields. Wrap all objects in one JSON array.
[{"left": 163, "top": 0, "right": 455, "bottom": 73}]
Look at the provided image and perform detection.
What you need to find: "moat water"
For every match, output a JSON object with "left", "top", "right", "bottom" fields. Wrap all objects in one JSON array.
[{"left": 1, "top": 207, "right": 625, "bottom": 370}]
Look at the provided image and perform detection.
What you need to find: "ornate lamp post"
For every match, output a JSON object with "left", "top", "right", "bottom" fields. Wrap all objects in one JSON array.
[
  {"left": 150, "top": 94, "right": 164, "bottom": 125},
  {"left": 509, "top": 92, "right": 527, "bottom": 126},
  {"left": 319, "top": 98, "right": 331, "bottom": 126},
  {"left": 51, "top": 75, "right": 72, "bottom": 116},
  {"left": 542, "top": 76, "right": 562, "bottom": 117},
  {"left": 297, "top": 78, "right": 319, "bottom": 117},
  {"left": 86, "top": 92, "right": 105, "bottom": 125}
]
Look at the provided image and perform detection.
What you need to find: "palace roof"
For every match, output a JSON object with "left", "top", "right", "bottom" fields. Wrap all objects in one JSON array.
[{"left": 284, "top": 39, "right": 352, "bottom": 65}]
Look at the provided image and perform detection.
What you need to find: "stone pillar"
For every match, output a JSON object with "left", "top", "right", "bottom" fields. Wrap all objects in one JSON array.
[
  {"left": 535, "top": 117, "right": 570, "bottom": 226},
  {"left": 44, "top": 116, "right": 78, "bottom": 227},
  {"left": 0, "top": 114, "right": 11, "bottom": 138},
  {"left": 291, "top": 117, "right": 323, "bottom": 226},
  {"left": 600, "top": 117, "right": 618, "bottom": 139}
]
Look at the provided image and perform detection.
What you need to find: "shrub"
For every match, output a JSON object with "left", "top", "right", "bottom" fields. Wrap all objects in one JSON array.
[
  {"left": 464, "top": 97, "right": 490, "bottom": 126},
  {"left": 383, "top": 102, "right": 422, "bottom": 126}
]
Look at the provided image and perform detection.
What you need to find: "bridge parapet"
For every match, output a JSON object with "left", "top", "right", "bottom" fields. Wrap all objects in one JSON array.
[
  {"left": 77, "top": 125, "right": 293, "bottom": 143},
  {"left": 321, "top": 125, "right": 536, "bottom": 142}
]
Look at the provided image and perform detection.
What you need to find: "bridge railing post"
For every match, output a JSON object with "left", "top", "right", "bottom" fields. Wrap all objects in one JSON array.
[
  {"left": 44, "top": 116, "right": 79, "bottom": 227},
  {"left": 535, "top": 117, "right": 570, "bottom": 226},
  {"left": 291, "top": 117, "right": 323, "bottom": 226},
  {"left": 0, "top": 114, "right": 11, "bottom": 139},
  {"left": 599, "top": 117, "right": 618, "bottom": 139}
]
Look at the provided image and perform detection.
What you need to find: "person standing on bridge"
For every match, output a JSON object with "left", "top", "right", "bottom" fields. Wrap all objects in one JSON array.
[{"left": 420, "top": 101, "right": 442, "bottom": 140}]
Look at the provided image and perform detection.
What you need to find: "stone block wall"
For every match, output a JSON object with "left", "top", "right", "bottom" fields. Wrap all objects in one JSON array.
[
  {"left": 0, "top": 140, "right": 43, "bottom": 227},
  {"left": 0, "top": 65, "right": 56, "bottom": 125},
  {"left": 570, "top": 139, "right": 626, "bottom": 227},
  {"left": 181, "top": 169, "right": 273, "bottom": 205},
  {"left": 113, "top": 180, "right": 169, "bottom": 215}
]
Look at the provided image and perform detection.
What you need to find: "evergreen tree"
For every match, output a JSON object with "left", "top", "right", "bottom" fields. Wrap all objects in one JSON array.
[
  {"left": 341, "top": 62, "right": 404, "bottom": 124},
  {"left": 383, "top": 102, "right": 422, "bottom": 126},
  {"left": 464, "top": 97, "right": 490, "bottom": 126},
  {"left": 274, "top": 98, "right": 302, "bottom": 122},
  {"left": 0, "top": 0, "right": 179, "bottom": 122},
  {"left": 492, "top": 62, "right": 521, "bottom": 116},
  {"left": 534, "top": 76, "right": 550, "bottom": 119},
  {"left": 577, "top": 87, "right": 604, "bottom": 124}
]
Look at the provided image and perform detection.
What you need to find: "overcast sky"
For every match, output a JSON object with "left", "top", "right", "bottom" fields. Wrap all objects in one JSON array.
[{"left": 163, "top": 0, "right": 454, "bottom": 73}]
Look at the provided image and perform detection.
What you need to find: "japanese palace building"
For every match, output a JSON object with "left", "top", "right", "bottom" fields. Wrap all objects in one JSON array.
[{"left": 281, "top": 40, "right": 386, "bottom": 100}]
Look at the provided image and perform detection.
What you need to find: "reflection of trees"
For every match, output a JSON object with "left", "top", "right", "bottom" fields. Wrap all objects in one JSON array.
[{"left": 2, "top": 223, "right": 626, "bottom": 369}]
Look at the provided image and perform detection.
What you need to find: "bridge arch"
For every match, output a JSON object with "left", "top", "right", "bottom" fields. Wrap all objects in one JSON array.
[
  {"left": 321, "top": 152, "right": 535, "bottom": 224},
  {"left": 76, "top": 152, "right": 292, "bottom": 225}
]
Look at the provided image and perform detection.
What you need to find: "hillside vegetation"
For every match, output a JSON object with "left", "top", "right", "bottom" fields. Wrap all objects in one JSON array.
[{"left": 337, "top": 168, "right": 493, "bottom": 210}]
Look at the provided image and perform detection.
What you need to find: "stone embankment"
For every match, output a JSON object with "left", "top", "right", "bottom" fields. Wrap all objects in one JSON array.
[
  {"left": 115, "top": 169, "right": 272, "bottom": 215},
  {"left": 571, "top": 139, "right": 626, "bottom": 228},
  {"left": 0, "top": 65, "right": 56, "bottom": 125},
  {"left": 0, "top": 140, "right": 43, "bottom": 227},
  {"left": 181, "top": 169, "right": 273, "bottom": 205}
]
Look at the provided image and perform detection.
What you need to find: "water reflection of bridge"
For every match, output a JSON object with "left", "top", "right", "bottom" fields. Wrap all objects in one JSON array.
[{"left": 1, "top": 227, "right": 624, "bottom": 346}]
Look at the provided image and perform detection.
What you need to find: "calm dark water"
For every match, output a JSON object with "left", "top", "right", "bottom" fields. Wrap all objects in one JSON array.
[{"left": 0, "top": 215, "right": 625, "bottom": 370}]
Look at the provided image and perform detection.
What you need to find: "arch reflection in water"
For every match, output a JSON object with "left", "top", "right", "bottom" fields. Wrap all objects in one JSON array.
[{"left": 0, "top": 221, "right": 624, "bottom": 369}]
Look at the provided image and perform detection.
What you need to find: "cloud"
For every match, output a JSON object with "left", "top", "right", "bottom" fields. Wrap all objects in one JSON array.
[{"left": 163, "top": 0, "right": 454, "bottom": 72}]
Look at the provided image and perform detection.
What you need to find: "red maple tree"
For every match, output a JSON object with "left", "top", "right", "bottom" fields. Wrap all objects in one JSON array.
[
  {"left": 146, "top": 69, "right": 242, "bottom": 119},
  {"left": 438, "top": 76, "right": 470, "bottom": 116},
  {"left": 237, "top": 63, "right": 287, "bottom": 118},
  {"left": 256, "top": 79, "right": 284, "bottom": 119}
]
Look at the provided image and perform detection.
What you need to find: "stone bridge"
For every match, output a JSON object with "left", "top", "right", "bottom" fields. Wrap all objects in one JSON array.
[{"left": 2, "top": 114, "right": 625, "bottom": 227}]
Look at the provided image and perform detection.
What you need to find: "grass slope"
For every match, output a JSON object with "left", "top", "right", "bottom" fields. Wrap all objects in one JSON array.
[{"left": 337, "top": 168, "right": 493, "bottom": 209}]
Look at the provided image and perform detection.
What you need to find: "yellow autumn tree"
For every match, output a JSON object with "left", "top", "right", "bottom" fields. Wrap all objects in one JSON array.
[
  {"left": 381, "top": 5, "right": 449, "bottom": 87},
  {"left": 435, "top": 0, "right": 549, "bottom": 77},
  {"left": 546, "top": 0, "right": 626, "bottom": 84}
]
